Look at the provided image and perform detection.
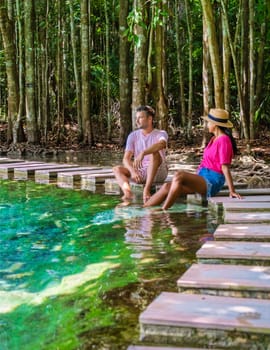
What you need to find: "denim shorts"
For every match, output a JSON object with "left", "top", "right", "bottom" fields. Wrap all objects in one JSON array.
[{"left": 197, "top": 167, "right": 225, "bottom": 197}]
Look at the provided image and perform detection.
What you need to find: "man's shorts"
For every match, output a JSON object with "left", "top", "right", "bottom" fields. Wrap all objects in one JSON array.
[
  {"left": 138, "top": 161, "right": 168, "bottom": 183},
  {"left": 198, "top": 167, "right": 225, "bottom": 197}
]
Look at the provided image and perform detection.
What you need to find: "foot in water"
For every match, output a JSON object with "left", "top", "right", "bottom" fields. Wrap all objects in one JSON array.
[
  {"left": 116, "top": 200, "right": 132, "bottom": 207},
  {"left": 143, "top": 190, "right": 151, "bottom": 204}
]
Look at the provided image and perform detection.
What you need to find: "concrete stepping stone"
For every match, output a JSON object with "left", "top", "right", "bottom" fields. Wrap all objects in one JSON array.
[
  {"left": 57, "top": 168, "right": 111, "bottom": 189},
  {"left": 177, "top": 263, "right": 270, "bottom": 298},
  {"left": 104, "top": 177, "right": 172, "bottom": 196},
  {"left": 214, "top": 223, "right": 270, "bottom": 241},
  {"left": 139, "top": 292, "right": 270, "bottom": 349},
  {"left": 81, "top": 171, "right": 115, "bottom": 191},
  {"left": 217, "top": 188, "right": 270, "bottom": 196},
  {"left": 196, "top": 241, "right": 270, "bottom": 265},
  {"left": 35, "top": 166, "right": 82, "bottom": 184},
  {"left": 34, "top": 165, "right": 91, "bottom": 184},
  {"left": 0, "top": 162, "right": 45, "bottom": 179},
  {"left": 13, "top": 163, "right": 78, "bottom": 180},
  {"left": 223, "top": 202, "right": 270, "bottom": 212},
  {"left": 224, "top": 211, "right": 270, "bottom": 223},
  {"left": 0, "top": 158, "right": 25, "bottom": 164},
  {"left": 105, "top": 178, "right": 121, "bottom": 194},
  {"left": 208, "top": 195, "right": 270, "bottom": 214}
]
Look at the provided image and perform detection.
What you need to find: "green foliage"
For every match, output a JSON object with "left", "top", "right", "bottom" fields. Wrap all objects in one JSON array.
[{"left": 254, "top": 94, "right": 270, "bottom": 127}]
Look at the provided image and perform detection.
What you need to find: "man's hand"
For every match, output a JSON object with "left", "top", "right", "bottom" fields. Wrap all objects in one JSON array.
[
  {"left": 133, "top": 151, "right": 144, "bottom": 170},
  {"left": 130, "top": 168, "right": 143, "bottom": 183}
]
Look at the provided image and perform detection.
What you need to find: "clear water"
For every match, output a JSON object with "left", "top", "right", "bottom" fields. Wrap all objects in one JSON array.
[{"left": 0, "top": 180, "right": 215, "bottom": 349}]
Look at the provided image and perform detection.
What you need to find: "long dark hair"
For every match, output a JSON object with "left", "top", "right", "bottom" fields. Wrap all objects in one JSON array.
[{"left": 220, "top": 127, "right": 238, "bottom": 155}]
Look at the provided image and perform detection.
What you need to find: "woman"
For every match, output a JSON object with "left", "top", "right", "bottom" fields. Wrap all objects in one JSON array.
[{"left": 144, "top": 108, "right": 242, "bottom": 210}]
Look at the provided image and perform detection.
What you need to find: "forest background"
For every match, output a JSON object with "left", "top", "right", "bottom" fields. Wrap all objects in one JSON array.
[{"left": 0, "top": 0, "right": 269, "bottom": 152}]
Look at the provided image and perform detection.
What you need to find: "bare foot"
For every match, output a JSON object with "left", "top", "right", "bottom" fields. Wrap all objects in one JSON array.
[
  {"left": 116, "top": 200, "right": 131, "bottom": 207},
  {"left": 121, "top": 191, "right": 133, "bottom": 201},
  {"left": 143, "top": 190, "right": 151, "bottom": 204}
]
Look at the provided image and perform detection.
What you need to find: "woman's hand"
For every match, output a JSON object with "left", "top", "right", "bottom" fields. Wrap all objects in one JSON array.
[{"left": 229, "top": 191, "right": 242, "bottom": 199}]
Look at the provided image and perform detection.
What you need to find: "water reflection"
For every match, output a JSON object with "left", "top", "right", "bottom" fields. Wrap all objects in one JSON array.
[
  {"left": 113, "top": 203, "right": 215, "bottom": 259},
  {"left": 23, "top": 149, "right": 123, "bottom": 167},
  {"left": 0, "top": 180, "right": 217, "bottom": 350}
]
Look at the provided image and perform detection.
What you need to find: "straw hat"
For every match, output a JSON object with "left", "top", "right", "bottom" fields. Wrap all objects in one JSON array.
[{"left": 202, "top": 108, "right": 233, "bottom": 128}]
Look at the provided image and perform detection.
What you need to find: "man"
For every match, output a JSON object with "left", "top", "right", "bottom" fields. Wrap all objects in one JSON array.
[{"left": 113, "top": 105, "right": 168, "bottom": 203}]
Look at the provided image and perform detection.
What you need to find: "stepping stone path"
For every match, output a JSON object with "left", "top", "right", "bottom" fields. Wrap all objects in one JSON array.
[
  {"left": 139, "top": 292, "right": 270, "bottom": 349},
  {"left": 0, "top": 161, "right": 45, "bottom": 179},
  {"left": 137, "top": 187, "right": 270, "bottom": 349},
  {"left": 2, "top": 158, "right": 270, "bottom": 349},
  {"left": 0, "top": 158, "right": 115, "bottom": 192},
  {"left": 214, "top": 223, "right": 270, "bottom": 241}
]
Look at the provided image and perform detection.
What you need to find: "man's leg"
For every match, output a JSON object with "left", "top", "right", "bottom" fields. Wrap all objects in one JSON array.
[
  {"left": 113, "top": 165, "right": 133, "bottom": 200},
  {"left": 143, "top": 152, "right": 164, "bottom": 203}
]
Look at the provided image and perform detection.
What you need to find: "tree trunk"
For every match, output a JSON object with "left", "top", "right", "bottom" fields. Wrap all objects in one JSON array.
[
  {"left": 0, "top": 1, "right": 19, "bottom": 143},
  {"left": 200, "top": 0, "right": 224, "bottom": 108},
  {"left": 56, "top": 0, "right": 65, "bottom": 144},
  {"left": 240, "top": 0, "right": 250, "bottom": 138},
  {"left": 131, "top": 0, "right": 148, "bottom": 129},
  {"left": 24, "top": 0, "right": 38, "bottom": 143},
  {"left": 104, "top": 0, "right": 111, "bottom": 140},
  {"left": 69, "top": 0, "right": 82, "bottom": 140},
  {"left": 255, "top": 21, "right": 266, "bottom": 111},
  {"left": 154, "top": 0, "right": 168, "bottom": 130},
  {"left": 39, "top": 0, "right": 49, "bottom": 142},
  {"left": 184, "top": 0, "right": 193, "bottom": 137},
  {"left": 81, "top": 0, "right": 92, "bottom": 144},
  {"left": 249, "top": 0, "right": 255, "bottom": 139},
  {"left": 175, "top": 0, "right": 186, "bottom": 127},
  {"left": 119, "top": 0, "right": 132, "bottom": 146},
  {"left": 222, "top": 0, "right": 230, "bottom": 113},
  {"left": 15, "top": 0, "right": 26, "bottom": 142},
  {"left": 220, "top": 0, "right": 249, "bottom": 139},
  {"left": 201, "top": 16, "right": 213, "bottom": 148}
]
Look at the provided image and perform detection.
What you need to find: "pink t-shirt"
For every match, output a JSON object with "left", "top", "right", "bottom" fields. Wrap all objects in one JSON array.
[
  {"left": 199, "top": 134, "right": 233, "bottom": 174},
  {"left": 125, "top": 128, "right": 168, "bottom": 168}
]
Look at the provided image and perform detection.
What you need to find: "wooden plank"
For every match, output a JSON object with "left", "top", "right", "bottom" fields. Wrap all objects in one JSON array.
[
  {"left": 140, "top": 292, "right": 270, "bottom": 348},
  {"left": 0, "top": 162, "right": 45, "bottom": 180},
  {"left": 214, "top": 223, "right": 270, "bottom": 241},
  {"left": 177, "top": 263, "right": 270, "bottom": 298},
  {"left": 14, "top": 163, "right": 75, "bottom": 180},
  {"left": 196, "top": 241, "right": 270, "bottom": 265}
]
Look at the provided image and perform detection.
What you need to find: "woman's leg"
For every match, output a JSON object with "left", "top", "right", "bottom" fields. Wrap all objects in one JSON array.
[
  {"left": 162, "top": 171, "right": 207, "bottom": 210},
  {"left": 143, "top": 182, "right": 171, "bottom": 207}
]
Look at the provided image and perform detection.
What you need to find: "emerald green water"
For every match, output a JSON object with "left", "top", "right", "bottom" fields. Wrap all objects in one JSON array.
[{"left": 0, "top": 180, "right": 213, "bottom": 349}]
